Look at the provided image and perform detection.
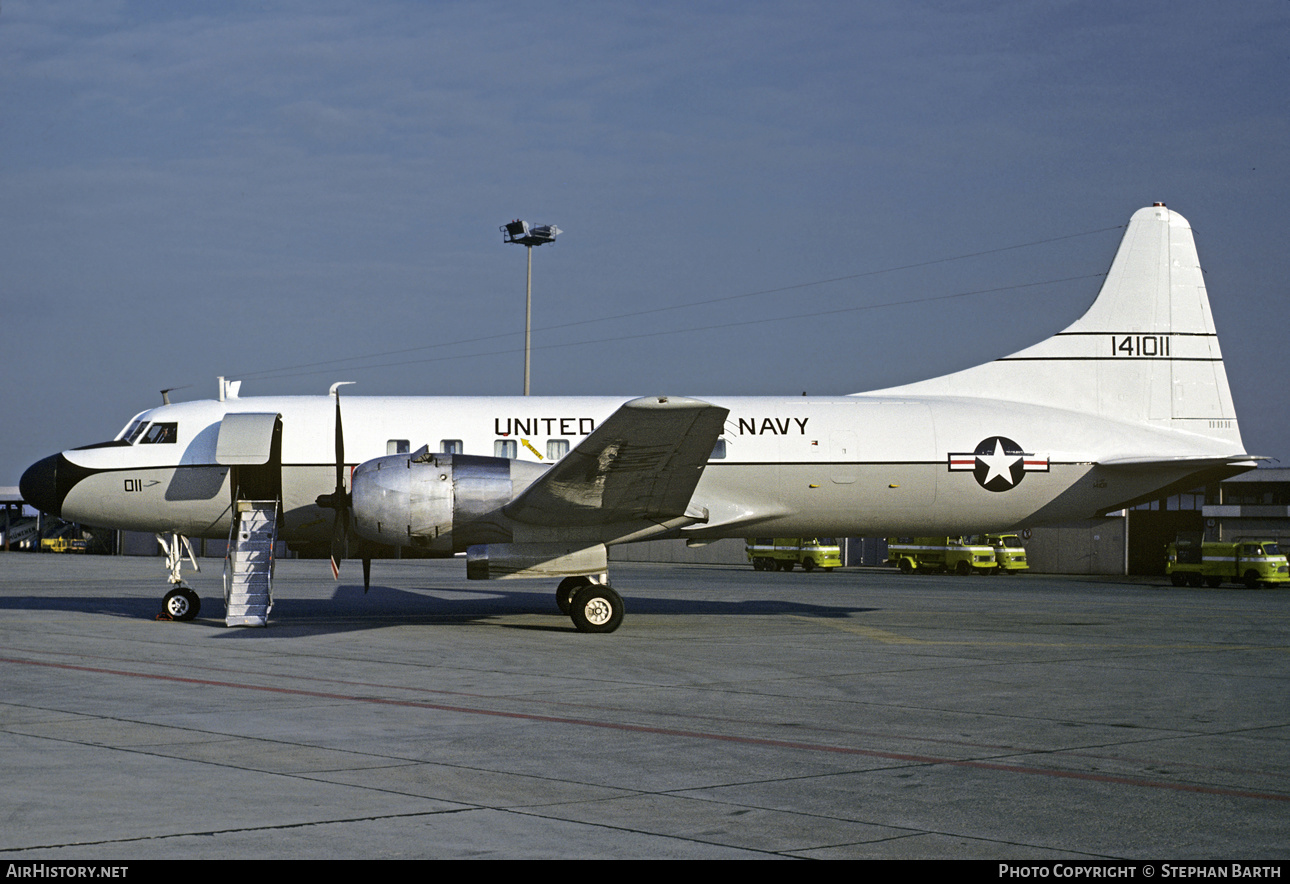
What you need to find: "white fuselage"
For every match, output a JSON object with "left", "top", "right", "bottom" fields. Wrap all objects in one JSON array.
[{"left": 45, "top": 391, "right": 1241, "bottom": 547}]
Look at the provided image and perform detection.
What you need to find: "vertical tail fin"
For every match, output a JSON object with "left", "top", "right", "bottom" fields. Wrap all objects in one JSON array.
[{"left": 865, "top": 204, "right": 1243, "bottom": 447}]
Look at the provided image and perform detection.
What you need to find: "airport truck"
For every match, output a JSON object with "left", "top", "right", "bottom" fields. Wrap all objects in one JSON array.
[
  {"left": 966, "top": 533, "right": 1029, "bottom": 574},
  {"left": 888, "top": 537, "right": 997, "bottom": 575},
  {"left": 746, "top": 538, "right": 841, "bottom": 572},
  {"left": 1165, "top": 537, "right": 1289, "bottom": 588},
  {"left": 40, "top": 537, "right": 88, "bottom": 553}
]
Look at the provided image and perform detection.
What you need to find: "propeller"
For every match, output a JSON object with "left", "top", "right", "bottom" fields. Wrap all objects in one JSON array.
[{"left": 315, "top": 383, "right": 370, "bottom": 591}]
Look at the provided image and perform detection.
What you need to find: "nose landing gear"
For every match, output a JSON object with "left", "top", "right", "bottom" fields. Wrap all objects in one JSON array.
[{"left": 154, "top": 533, "right": 202, "bottom": 622}]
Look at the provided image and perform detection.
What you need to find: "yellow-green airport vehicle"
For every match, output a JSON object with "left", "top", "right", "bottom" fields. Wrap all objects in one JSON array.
[
  {"left": 888, "top": 536, "right": 997, "bottom": 575},
  {"left": 1165, "top": 537, "right": 1289, "bottom": 589},
  {"left": 40, "top": 537, "right": 88, "bottom": 553},
  {"left": 746, "top": 537, "right": 841, "bottom": 572},
  {"left": 966, "top": 533, "right": 1029, "bottom": 573}
]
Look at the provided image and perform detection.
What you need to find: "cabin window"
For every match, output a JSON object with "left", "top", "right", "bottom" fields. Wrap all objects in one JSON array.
[
  {"left": 139, "top": 422, "right": 178, "bottom": 444},
  {"left": 387, "top": 439, "right": 410, "bottom": 455},
  {"left": 710, "top": 438, "right": 727, "bottom": 459},
  {"left": 546, "top": 439, "right": 569, "bottom": 460},
  {"left": 441, "top": 440, "right": 463, "bottom": 454},
  {"left": 494, "top": 439, "right": 517, "bottom": 459}
]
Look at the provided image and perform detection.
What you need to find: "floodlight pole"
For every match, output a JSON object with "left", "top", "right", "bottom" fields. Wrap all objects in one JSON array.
[
  {"left": 524, "top": 244, "right": 533, "bottom": 396},
  {"left": 500, "top": 220, "right": 560, "bottom": 396}
]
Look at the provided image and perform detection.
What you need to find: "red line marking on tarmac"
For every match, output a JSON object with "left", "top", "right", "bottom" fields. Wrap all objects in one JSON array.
[{"left": 5, "top": 655, "right": 1286, "bottom": 803}]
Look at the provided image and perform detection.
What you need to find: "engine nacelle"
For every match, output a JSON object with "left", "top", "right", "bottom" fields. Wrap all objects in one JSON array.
[{"left": 350, "top": 451, "right": 545, "bottom": 553}]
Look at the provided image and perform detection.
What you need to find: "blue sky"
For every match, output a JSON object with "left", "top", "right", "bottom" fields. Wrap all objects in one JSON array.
[{"left": 3, "top": 1, "right": 1288, "bottom": 484}]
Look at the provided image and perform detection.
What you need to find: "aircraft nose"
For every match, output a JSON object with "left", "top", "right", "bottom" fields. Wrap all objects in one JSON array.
[{"left": 20, "top": 453, "right": 66, "bottom": 517}]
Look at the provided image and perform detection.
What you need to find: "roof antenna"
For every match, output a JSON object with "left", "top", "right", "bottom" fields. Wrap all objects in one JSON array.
[{"left": 160, "top": 385, "right": 190, "bottom": 406}]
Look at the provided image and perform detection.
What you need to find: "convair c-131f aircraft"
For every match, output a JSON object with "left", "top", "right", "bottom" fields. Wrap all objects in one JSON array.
[{"left": 20, "top": 204, "right": 1257, "bottom": 632}]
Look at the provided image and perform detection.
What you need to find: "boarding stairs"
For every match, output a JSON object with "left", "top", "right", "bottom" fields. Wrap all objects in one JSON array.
[{"left": 223, "top": 498, "right": 278, "bottom": 627}]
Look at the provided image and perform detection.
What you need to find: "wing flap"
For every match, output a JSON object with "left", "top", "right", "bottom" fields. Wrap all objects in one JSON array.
[{"left": 504, "top": 396, "right": 729, "bottom": 526}]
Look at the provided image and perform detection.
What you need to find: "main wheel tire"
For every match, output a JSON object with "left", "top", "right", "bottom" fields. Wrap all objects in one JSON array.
[
  {"left": 556, "top": 576, "right": 591, "bottom": 615},
  {"left": 781, "top": 561, "right": 794, "bottom": 572},
  {"left": 898, "top": 558, "right": 913, "bottom": 574},
  {"left": 1244, "top": 571, "right": 1261, "bottom": 590},
  {"left": 956, "top": 560, "right": 972, "bottom": 576},
  {"left": 802, "top": 558, "right": 815, "bottom": 572},
  {"left": 1186, "top": 572, "right": 1203, "bottom": 587},
  {"left": 1206, "top": 576, "right": 1222, "bottom": 588},
  {"left": 570, "top": 585, "right": 624, "bottom": 634},
  {"left": 162, "top": 588, "right": 200, "bottom": 621},
  {"left": 1170, "top": 573, "right": 1186, "bottom": 587}
]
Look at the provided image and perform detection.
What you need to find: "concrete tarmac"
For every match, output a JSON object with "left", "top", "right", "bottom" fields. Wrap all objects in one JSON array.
[{"left": 0, "top": 555, "right": 1286, "bottom": 859}]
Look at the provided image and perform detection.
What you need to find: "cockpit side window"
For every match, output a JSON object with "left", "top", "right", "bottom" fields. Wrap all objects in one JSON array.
[{"left": 140, "top": 422, "right": 178, "bottom": 444}]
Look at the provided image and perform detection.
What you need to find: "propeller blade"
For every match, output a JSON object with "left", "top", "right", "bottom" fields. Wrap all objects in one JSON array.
[
  {"left": 333, "top": 391, "right": 345, "bottom": 493},
  {"left": 329, "top": 507, "right": 348, "bottom": 581},
  {"left": 324, "top": 382, "right": 355, "bottom": 580}
]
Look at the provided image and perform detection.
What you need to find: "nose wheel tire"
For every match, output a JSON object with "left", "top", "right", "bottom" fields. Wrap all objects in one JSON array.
[
  {"left": 161, "top": 587, "right": 200, "bottom": 621},
  {"left": 570, "top": 585, "right": 624, "bottom": 633}
]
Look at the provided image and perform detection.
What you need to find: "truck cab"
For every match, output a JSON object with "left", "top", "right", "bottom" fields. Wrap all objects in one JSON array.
[{"left": 967, "top": 533, "right": 1029, "bottom": 574}]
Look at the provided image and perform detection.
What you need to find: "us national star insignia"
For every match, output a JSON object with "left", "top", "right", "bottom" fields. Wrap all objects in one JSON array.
[{"left": 948, "top": 436, "right": 1049, "bottom": 492}]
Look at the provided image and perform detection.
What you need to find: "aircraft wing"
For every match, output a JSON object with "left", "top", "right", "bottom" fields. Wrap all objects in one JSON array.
[{"left": 503, "top": 396, "right": 729, "bottom": 527}]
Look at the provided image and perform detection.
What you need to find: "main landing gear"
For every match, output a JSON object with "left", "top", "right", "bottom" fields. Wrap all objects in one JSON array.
[
  {"left": 155, "top": 533, "right": 201, "bottom": 622},
  {"left": 555, "top": 576, "right": 625, "bottom": 633}
]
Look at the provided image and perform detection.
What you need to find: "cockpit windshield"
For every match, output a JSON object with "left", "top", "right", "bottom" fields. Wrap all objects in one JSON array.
[
  {"left": 112, "top": 417, "right": 178, "bottom": 445},
  {"left": 122, "top": 420, "right": 150, "bottom": 444}
]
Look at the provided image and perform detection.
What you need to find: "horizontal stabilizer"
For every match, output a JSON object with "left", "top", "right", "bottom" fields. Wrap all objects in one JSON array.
[{"left": 1098, "top": 454, "right": 1264, "bottom": 469}]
